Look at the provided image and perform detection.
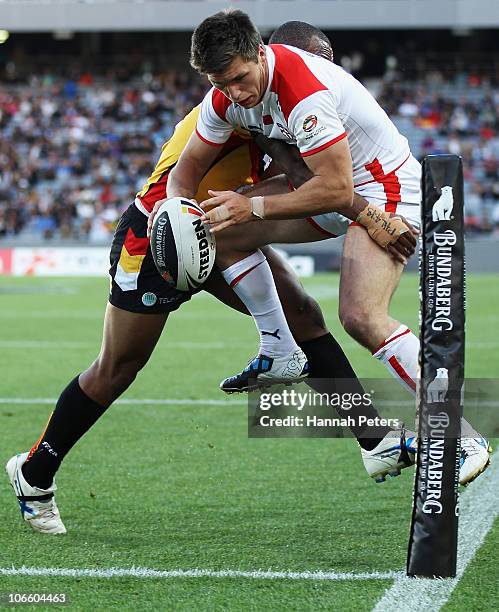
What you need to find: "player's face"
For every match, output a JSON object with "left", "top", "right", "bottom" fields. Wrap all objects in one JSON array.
[{"left": 207, "top": 46, "right": 268, "bottom": 108}]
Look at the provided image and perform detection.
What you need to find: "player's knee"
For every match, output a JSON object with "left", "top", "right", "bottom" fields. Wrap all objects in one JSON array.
[
  {"left": 214, "top": 232, "right": 253, "bottom": 268},
  {"left": 339, "top": 305, "right": 374, "bottom": 345},
  {"left": 286, "top": 294, "right": 327, "bottom": 341},
  {"left": 84, "top": 352, "right": 148, "bottom": 404}
]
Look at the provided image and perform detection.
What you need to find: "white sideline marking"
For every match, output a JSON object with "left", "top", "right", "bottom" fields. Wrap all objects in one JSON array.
[
  {"left": 372, "top": 452, "right": 499, "bottom": 612},
  {"left": 0, "top": 398, "right": 246, "bottom": 406},
  {"left": 0, "top": 566, "right": 401, "bottom": 582}
]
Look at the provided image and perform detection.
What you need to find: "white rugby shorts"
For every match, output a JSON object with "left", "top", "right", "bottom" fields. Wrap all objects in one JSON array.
[{"left": 307, "top": 154, "right": 422, "bottom": 237}]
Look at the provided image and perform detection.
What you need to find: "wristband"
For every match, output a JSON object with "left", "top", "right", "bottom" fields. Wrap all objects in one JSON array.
[{"left": 250, "top": 196, "right": 265, "bottom": 219}]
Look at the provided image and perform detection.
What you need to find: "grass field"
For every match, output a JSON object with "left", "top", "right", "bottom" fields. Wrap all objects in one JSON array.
[{"left": 0, "top": 272, "right": 497, "bottom": 611}]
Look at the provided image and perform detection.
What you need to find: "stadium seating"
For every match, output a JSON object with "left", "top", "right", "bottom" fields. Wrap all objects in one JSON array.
[{"left": 0, "top": 67, "right": 497, "bottom": 240}]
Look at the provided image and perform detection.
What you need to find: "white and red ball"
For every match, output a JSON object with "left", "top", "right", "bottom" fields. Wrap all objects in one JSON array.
[{"left": 150, "top": 197, "right": 216, "bottom": 292}]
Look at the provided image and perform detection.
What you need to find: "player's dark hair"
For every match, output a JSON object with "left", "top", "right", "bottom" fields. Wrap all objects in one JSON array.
[
  {"left": 269, "top": 21, "right": 333, "bottom": 61},
  {"left": 190, "top": 9, "right": 263, "bottom": 74}
]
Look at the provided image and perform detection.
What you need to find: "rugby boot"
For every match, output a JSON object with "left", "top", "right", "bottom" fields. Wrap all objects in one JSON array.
[{"left": 6, "top": 452, "right": 66, "bottom": 534}]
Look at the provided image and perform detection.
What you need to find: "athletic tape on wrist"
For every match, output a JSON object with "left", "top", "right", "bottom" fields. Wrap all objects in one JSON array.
[{"left": 250, "top": 196, "right": 265, "bottom": 219}]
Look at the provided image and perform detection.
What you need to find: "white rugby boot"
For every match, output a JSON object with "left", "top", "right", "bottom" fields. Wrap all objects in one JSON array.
[
  {"left": 6, "top": 452, "right": 66, "bottom": 534},
  {"left": 361, "top": 428, "right": 417, "bottom": 483},
  {"left": 220, "top": 348, "right": 309, "bottom": 393},
  {"left": 459, "top": 436, "right": 491, "bottom": 486}
]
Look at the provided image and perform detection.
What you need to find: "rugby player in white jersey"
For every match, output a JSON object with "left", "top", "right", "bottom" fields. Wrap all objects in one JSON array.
[
  {"left": 152, "top": 12, "right": 489, "bottom": 484},
  {"left": 6, "top": 21, "right": 429, "bottom": 536}
]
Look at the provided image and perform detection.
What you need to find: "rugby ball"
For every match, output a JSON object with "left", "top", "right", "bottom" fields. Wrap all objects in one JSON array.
[{"left": 150, "top": 197, "right": 216, "bottom": 292}]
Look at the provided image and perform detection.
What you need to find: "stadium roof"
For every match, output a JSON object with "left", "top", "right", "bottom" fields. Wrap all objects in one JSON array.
[{"left": 0, "top": 0, "right": 498, "bottom": 32}]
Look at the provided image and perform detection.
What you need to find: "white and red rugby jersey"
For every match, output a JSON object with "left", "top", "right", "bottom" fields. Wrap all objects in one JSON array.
[{"left": 197, "top": 44, "right": 420, "bottom": 204}]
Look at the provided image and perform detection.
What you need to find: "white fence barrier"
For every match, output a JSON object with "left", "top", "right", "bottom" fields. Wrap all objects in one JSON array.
[{"left": 0, "top": 247, "right": 315, "bottom": 277}]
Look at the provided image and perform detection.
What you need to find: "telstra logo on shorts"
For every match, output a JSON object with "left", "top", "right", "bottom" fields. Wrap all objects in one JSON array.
[{"left": 142, "top": 292, "right": 157, "bottom": 307}]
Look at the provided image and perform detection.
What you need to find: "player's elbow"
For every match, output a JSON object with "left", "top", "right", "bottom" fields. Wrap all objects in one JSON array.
[
  {"left": 323, "top": 178, "right": 353, "bottom": 213},
  {"left": 337, "top": 182, "right": 354, "bottom": 210}
]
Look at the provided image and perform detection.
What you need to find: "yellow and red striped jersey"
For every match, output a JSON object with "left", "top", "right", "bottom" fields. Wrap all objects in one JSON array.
[{"left": 136, "top": 105, "right": 264, "bottom": 213}]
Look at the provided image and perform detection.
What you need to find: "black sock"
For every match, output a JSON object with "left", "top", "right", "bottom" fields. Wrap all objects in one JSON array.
[
  {"left": 22, "top": 376, "right": 108, "bottom": 489},
  {"left": 299, "top": 333, "right": 391, "bottom": 450}
]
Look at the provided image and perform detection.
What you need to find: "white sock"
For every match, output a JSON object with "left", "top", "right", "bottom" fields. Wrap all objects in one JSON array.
[
  {"left": 373, "top": 325, "right": 483, "bottom": 438},
  {"left": 372, "top": 325, "right": 418, "bottom": 395},
  {"left": 221, "top": 251, "right": 298, "bottom": 357}
]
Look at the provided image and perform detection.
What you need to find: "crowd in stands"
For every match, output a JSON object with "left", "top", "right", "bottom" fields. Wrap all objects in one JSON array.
[
  {"left": 0, "top": 69, "right": 206, "bottom": 241},
  {"left": 379, "top": 68, "right": 499, "bottom": 234},
  {"left": 0, "top": 63, "right": 497, "bottom": 241}
]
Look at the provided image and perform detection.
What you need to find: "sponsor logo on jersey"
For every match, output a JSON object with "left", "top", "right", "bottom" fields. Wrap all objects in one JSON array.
[
  {"left": 303, "top": 115, "right": 318, "bottom": 133},
  {"left": 142, "top": 292, "right": 157, "bottom": 306}
]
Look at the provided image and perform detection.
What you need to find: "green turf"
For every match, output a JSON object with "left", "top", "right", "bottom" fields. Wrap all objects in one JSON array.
[{"left": 0, "top": 273, "right": 497, "bottom": 611}]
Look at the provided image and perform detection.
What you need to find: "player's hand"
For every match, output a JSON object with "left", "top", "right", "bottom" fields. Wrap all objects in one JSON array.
[
  {"left": 387, "top": 216, "right": 419, "bottom": 263},
  {"left": 147, "top": 198, "right": 168, "bottom": 238},
  {"left": 200, "top": 190, "right": 253, "bottom": 233},
  {"left": 357, "top": 204, "right": 419, "bottom": 265},
  {"left": 386, "top": 215, "right": 419, "bottom": 265}
]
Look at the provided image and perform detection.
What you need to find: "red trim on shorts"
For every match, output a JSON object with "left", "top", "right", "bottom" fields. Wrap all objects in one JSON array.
[
  {"left": 301, "top": 132, "right": 347, "bottom": 158},
  {"left": 364, "top": 157, "right": 402, "bottom": 214},
  {"left": 195, "top": 128, "right": 223, "bottom": 148},
  {"left": 229, "top": 261, "right": 264, "bottom": 288},
  {"left": 372, "top": 328, "right": 411, "bottom": 355},
  {"left": 124, "top": 227, "right": 150, "bottom": 256},
  {"left": 306, "top": 216, "right": 337, "bottom": 238},
  {"left": 388, "top": 355, "right": 417, "bottom": 392},
  {"left": 354, "top": 154, "right": 410, "bottom": 188}
]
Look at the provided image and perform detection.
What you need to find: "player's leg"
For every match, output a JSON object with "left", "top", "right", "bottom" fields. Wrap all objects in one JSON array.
[
  {"left": 338, "top": 223, "right": 418, "bottom": 388},
  {"left": 6, "top": 305, "right": 169, "bottom": 535},
  {"left": 6, "top": 204, "right": 183, "bottom": 533},
  {"left": 213, "top": 218, "right": 325, "bottom": 388},
  {"left": 207, "top": 243, "right": 404, "bottom": 457},
  {"left": 339, "top": 223, "right": 490, "bottom": 483},
  {"left": 23, "top": 304, "right": 168, "bottom": 486},
  {"left": 206, "top": 176, "right": 333, "bottom": 387},
  {"left": 212, "top": 197, "right": 348, "bottom": 382},
  {"left": 209, "top": 200, "right": 418, "bottom": 474}
]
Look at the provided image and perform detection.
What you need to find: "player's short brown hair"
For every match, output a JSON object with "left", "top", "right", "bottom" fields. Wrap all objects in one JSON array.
[{"left": 190, "top": 9, "right": 263, "bottom": 75}]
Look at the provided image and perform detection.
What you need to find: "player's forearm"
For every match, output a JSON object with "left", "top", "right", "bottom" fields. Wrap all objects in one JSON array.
[
  {"left": 167, "top": 163, "right": 200, "bottom": 199},
  {"left": 262, "top": 175, "right": 354, "bottom": 220},
  {"left": 283, "top": 166, "right": 369, "bottom": 222},
  {"left": 254, "top": 141, "right": 361, "bottom": 220}
]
